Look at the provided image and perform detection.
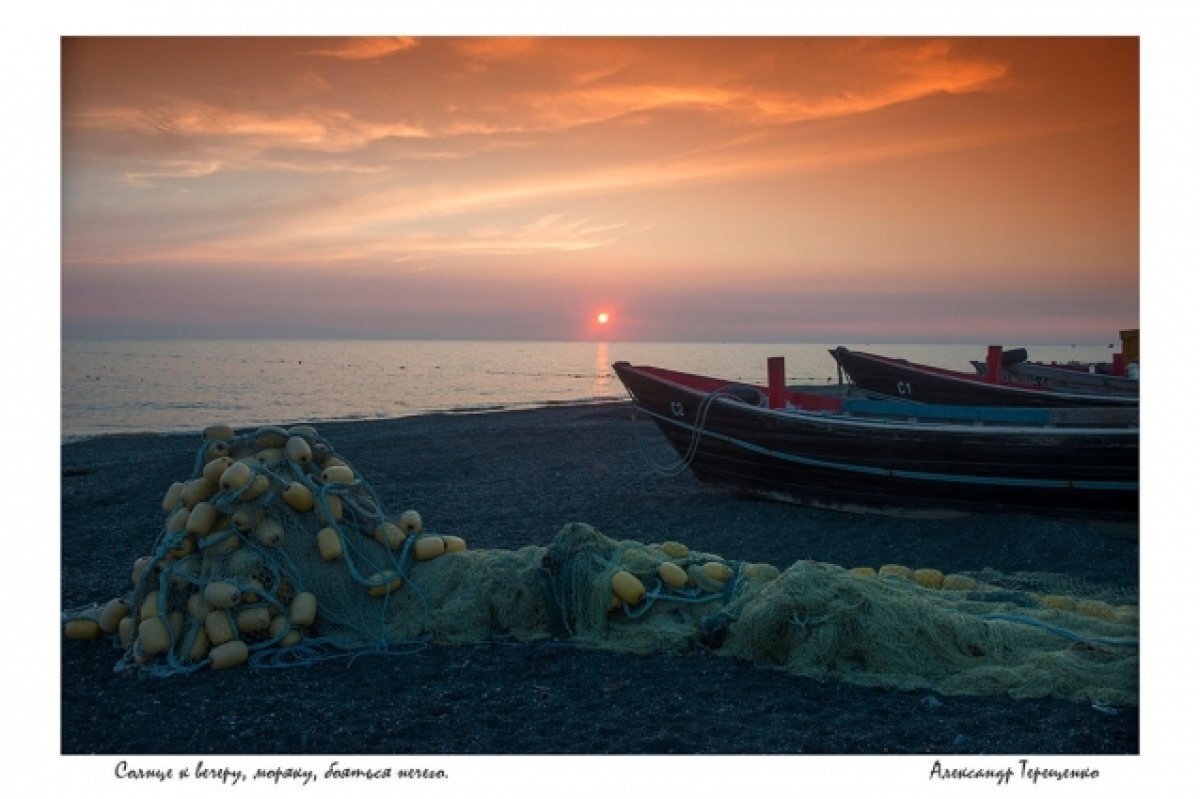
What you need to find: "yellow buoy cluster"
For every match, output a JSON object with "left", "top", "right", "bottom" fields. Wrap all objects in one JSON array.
[
  {"left": 847, "top": 561, "right": 1135, "bottom": 623},
  {"left": 1031, "top": 593, "right": 1137, "bottom": 624},
  {"left": 62, "top": 422, "right": 467, "bottom": 673},
  {"left": 851, "top": 563, "right": 982, "bottom": 593},
  {"left": 606, "top": 537, "right": 739, "bottom": 612}
]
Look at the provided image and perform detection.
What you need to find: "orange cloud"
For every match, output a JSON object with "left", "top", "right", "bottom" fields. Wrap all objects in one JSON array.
[{"left": 301, "top": 37, "right": 418, "bottom": 60}]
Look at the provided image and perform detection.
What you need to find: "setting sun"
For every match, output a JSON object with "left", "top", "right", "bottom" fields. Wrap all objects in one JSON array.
[{"left": 597, "top": 312, "right": 610, "bottom": 325}]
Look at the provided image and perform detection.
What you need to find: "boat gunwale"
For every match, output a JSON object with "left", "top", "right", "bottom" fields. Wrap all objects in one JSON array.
[{"left": 620, "top": 362, "right": 1139, "bottom": 437}]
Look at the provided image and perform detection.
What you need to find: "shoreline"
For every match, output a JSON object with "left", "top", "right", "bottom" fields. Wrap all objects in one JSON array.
[
  {"left": 60, "top": 397, "right": 631, "bottom": 445},
  {"left": 60, "top": 402, "right": 1139, "bottom": 754}
]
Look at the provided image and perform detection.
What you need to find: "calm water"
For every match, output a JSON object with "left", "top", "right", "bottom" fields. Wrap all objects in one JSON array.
[{"left": 61, "top": 340, "right": 1121, "bottom": 441}]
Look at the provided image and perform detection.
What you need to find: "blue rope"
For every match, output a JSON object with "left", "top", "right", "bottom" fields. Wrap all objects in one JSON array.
[
  {"left": 980, "top": 613, "right": 1139, "bottom": 648},
  {"left": 621, "top": 576, "right": 731, "bottom": 619}
]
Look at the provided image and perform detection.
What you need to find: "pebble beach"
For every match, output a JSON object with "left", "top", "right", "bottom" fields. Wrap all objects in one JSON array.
[{"left": 60, "top": 401, "right": 1140, "bottom": 755}]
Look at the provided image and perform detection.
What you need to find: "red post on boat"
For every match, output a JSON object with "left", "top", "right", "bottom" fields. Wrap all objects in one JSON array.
[
  {"left": 1113, "top": 352, "right": 1126, "bottom": 376},
  {"left": 767, "top": 357, "right": 786, "bottom": 409},
  {"left": 985, "top": 345, "right": 1003, "bottom": 383}
]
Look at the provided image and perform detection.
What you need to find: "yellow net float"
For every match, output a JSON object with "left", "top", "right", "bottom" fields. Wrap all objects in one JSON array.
[
  {"left": 181, "top": 478, "right": 213, "bottom": 509},
  {"left": 321, "top": 465, "right": 355, "bottom": 484},
  {"left": 186, "top": 501, "right": 218, "bottom": 536},
  {"left": 912, "top": 568, "right": 945, "bottom": 590},
  {"left": 204, "top": 581, "right": 241, "bottom": 609},
  {"left": 188, "top": 628, "right": 210, "bottom": 662},
  {"left": 166, "top": 507, "right": 189, "bottom": 533},
  {"left": 657, "top": 561, "right": 690, "bottom": 589},
  {"left": 139, "top": 591, "right": 160, "bottom": 622},
  {"left": 850, "top": 566, "right": 877, "bottom": 577},
  {"left": 210, "top": 640, "right": 249, "bottom": 670},
  {"left": 366, "top": 570, "right": 402, "bottom": 597},
  {"left": 204, "top": 610, "right": 235, "bottom": 646},
  {"left": 64, "top": 618, "right": 102, "bottom": 641},
  {"left": 254, "top": 428, "right": 289, "bottom": 450},
  {"left": 269, "top": 615, "right": 303, "bottom": 647},
  {"left": 99, "top": 598, "right": 128, "bottom": 634},
  {"left": 374, "top": 522, "right": 405, "bottom": 551},
  {"left": 118, "top": 616, "right": 136, "bottom": 647},
  {"left": 742, "top": 563, "right": 780, "bottom": 580},
  {"left": 240, "top": 474, "right": 270, "bottom": 502},
  {"left": 138, "top": 617, "right": 170, "bottom": 657},
  {"left": 442, "top": 535, "right": 467, "bottom": 553},
  {"left": 317, "top": 494, "right": 343, "bottom": 523},
  {"left": 1073, "top": 599, "right": 1120, "bottom": 623},
  {"left": 413, "top": 536, "right": 446, "bottom": 562},
  {"left": 398, "top": 510, "right": 423, "bottom": 536},
  {"left": 316, "top": 526, "right": 343, "bottom": 561},
  {"left": 611, "top": 570, "right": 646, "bottom": 605},
  {"left": 219, "top": 461, "right": 253, "bottom": 492},
  {"left": 202, "top": 456, "right": 234, "bottom": 486},
  {"left": 702, "top": 561, "right": 733, "bottom": 584},
  {"left": 289, "top": 592, "right": 317, "bottom": 627},
  {"left": 878, "top": 564, "right": 913, "bottom": 580},
  {"left": 659, "top": 540, "right": 689, "bottom": 559},
  {"left": 161, "top": 481, "right": 186, "bottom": 513},
  {"left": 283, "top": 482, "right": 314, "bottom": 512},
  {"left": 285, "top": 436, "right": 312, "bottom": 466},
  {"left": 130, "top": 556, "right": 152, "bottom": 584},
  {"left": 941, "top": 574, "right": 978, "bottom": 591},
  {"left": 187, "top": 593, "right": 211, "bottom": 623},
  {"left": 255, "top": 447, "right": 284, "bottom": 466},
  {"left": 236, "top": 606, "right": 271, "bottom": 634},
  {"left": 1038, "top": 595, "right": 1077, "bottom": 612},
  {"left": 286, "top": 424, "right": 318, "bottom": 441},
  {"left": 204, "top": 424, "right": 236, "bottom": 442}
]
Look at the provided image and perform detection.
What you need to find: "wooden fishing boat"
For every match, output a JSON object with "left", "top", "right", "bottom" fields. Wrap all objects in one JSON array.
[
  {"left": 613, "top": 360, "right": 1137, "bottom": 519},
  {"left": 830, "top": 346, "right": 1137, "bottom": 407}
]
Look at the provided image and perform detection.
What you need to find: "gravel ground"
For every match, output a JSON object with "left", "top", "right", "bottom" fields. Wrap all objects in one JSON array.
[{"left": 60, "top": 402, "right": 1139, "bottom": 755}]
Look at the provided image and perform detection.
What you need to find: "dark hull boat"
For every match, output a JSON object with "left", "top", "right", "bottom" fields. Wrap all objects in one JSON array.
[
  {"left": 830, "top": 346, "right": 1138, "bottom": 408},
  {"left": 613, "top": 361, "right": 1138, "bottom": 520}
]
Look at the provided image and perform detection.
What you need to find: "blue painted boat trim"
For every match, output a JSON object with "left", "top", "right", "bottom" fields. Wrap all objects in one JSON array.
[{"left": 841, "top": 398, "right": 1055, "bottom": 424}]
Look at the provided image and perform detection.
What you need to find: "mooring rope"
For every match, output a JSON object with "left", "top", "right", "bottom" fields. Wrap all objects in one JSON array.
[{"left": 629, "top": 385, "right": 747, "bottom": 478}]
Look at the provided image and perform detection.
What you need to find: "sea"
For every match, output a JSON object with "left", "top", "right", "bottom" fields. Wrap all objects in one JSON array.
[{"left": 60, "top": 339, "right": 1122, "bottom": 442}]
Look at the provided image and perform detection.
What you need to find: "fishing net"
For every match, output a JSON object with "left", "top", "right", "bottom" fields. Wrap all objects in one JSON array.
[{"left": 62, "top": 425, "right": 1138, "bottom": 705}]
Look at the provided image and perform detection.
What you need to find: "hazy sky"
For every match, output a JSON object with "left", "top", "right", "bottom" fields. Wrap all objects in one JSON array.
[{"left": 61, "top": 36, "right": 1138, "bottom": 342}]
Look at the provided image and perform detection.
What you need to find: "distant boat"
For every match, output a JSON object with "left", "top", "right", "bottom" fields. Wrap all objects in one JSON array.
[
  {"left": 829, "top": 346, "right": 1137, "bottom": 408},
  {"left": 613, "top": 360, "right": 1137, "bottom": 520},
  {"left": 968, "top": 352, "right": 1139, "bottom": 399}
]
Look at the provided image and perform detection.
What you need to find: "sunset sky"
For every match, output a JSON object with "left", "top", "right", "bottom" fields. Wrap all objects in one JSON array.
[{"left": 61, "top": 36, "right": 1139, "bottom": 342}]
